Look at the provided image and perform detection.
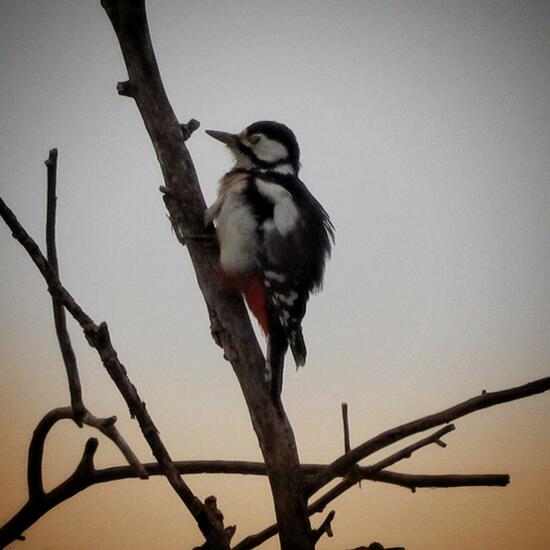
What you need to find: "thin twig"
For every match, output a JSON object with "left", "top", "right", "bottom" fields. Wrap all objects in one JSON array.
[
  {"left": 45, "top": 148, "right": 86, "bottom": 423},
  {"left": 43, "top": 148, "right": 145, "bottom": 477},
  {"left": 27, "top": 407, "right": 146, "bottom": 500},
  {"left": 312, "top": 510, "right": 335, "bottom": 543},
  {"left": 309, "top": 425, "right": 456, "bottom": 515},
  {"left": 342, "top": 402, "right": 351, "bottom": 454},
  {"left": 365, "top": 471, "right": 510, "bottom": 491},
  {"left": 100, "top": 0, "right": 314, "bottom": 547},
  {"left": 310, "top": 376, "right": 550, "bottom": 494},
  {"left": 360, "top": 424, "right": 455, "bottom": 475}
]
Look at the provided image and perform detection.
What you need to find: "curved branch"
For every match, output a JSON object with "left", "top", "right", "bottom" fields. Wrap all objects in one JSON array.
[
  {"left": 1, "top": 406, "right": 143, "bottom": 547},
  {"left": 28, "top": 407, "right": 145, "bottom": 496}
]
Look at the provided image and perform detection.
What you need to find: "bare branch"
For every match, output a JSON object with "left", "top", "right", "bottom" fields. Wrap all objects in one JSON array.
[
  {"left": 99, "top": 0, "right": 315, "bottom": 547},
  {"left": 233, "top": 421, "right": 488, "bottom": 550},
  {"left": 45, "top": 148, "right": 86, "bottom": 424},
  {"left": 366, "top": 471, "right": 510, "bottom": 491},
  {"left": 0, "top": 197, "right": 224, "bottom": 546},
  {"left": 181, "top": 118, "right": 201, "bottom": 141},
  {"left": 27, "top": 407, "right": 145, "bottom": 499},
  {"left": 359, "top": 425, "right": 455, "bottom": 476},
  {"left": 90, "top": 461, "right": 510, "bottom": 490},
  {"left": 2, "top": 447, "right": 509, "bottom": 550},
  {"left": 312, "top": 510, "right": 335, "bottom": 543},
  {"left": 1, "top": 405, "right": 144, "bottom": 546},
  {"left": 342, "top": 403, "right": 351, "bottom": 453},
  {"left": 0, "top": 196, "right": 95, "bottom": 328},
  {"left": 310, "top": 376, "right": 550, "bottom": 494},
  {"left": 90, "top": 413, "right": 148, "bottom": 479}
]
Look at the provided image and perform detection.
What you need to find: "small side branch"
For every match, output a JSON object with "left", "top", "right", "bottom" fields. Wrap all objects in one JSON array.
[
  {"left": 309, "top": 425, "right": 456, "bottom": 515},
  {"left": 310, "top": 376, "right": 550, "bottom": 494},
  {"left": 1, "top": 406, "right": 145, "bottom": 546},
  {"left": 312, "top": 510, "right": 335, "bottom": 543},
  {"left": 359, "top": 425, "right": 455, "bottom": 477},
  {"left": 342, "top": 402, "right": 351, "bottom": 453}
]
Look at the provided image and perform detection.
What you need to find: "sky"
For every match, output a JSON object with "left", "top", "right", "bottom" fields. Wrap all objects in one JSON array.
[{"left": 1, "top": 1, "right": 549, "bottom": 549}]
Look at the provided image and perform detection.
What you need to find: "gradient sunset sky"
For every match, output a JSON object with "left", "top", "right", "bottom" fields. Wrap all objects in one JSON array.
[{"left": 1, "top": 1, "right": 549, "bottom": 549}]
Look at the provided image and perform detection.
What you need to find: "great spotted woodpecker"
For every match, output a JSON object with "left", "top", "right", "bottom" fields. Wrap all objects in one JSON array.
[{"left": 205, "top": 121, "right": 334, "bottom": 405}]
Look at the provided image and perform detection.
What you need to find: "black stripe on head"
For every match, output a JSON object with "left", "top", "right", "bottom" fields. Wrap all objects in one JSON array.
[
  {"left": 237, "top": 142, "right": 292, "bottom": 171},
  {"left": 245, "top": 121, "right": 301, "bottom": 173}
]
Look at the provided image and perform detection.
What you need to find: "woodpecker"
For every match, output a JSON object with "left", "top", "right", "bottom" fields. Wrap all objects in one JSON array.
[{"left": 205, "top": 121, "right": 334, "bottom": 405}]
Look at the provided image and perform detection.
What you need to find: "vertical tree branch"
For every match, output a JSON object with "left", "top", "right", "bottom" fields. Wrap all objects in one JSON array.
[
  {"left": 99, "top": 1, "right": 314, "bottom": 547},
  {"left": 45, "top": 148, "right": 86, "bottom": 423},
  {"left": 342, "top": 402, "right": 351, "bottom": 453}
]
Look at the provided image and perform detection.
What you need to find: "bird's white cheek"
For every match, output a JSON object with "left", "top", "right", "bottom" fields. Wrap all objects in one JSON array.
[{"left": 255, "top": 139, "right": 288, "bottom": 164}]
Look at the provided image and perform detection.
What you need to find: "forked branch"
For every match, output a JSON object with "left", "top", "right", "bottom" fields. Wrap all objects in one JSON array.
[
  {"left": 309, "top": 376, "right": 550, "bottom": 495},
  {"left": 0, "top": 406, "right": 144, "bottom": 546}
]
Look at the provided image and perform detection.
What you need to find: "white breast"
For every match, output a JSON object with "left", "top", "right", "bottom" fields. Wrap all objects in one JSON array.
[{"left": 216, "top": 184, "right": 259, "bottom": 274}]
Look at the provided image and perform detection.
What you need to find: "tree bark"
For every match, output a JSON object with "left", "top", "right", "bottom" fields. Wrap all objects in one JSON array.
[{"left": 100, "top": 1, "right": 314, "bottom": 547}]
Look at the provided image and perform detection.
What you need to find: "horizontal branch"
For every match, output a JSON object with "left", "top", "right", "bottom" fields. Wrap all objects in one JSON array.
[
  {"left": 92, "top": 460, "right": 509, "bottom": 489},
  {"left": 1, "top": 448, "right": 509, "bottom": 549},
  {"left": 309, "top": 376, "right": 550, "bottom": 494},
  {"left": 368, "top": 471, "right": 510, "bottom": 491}
]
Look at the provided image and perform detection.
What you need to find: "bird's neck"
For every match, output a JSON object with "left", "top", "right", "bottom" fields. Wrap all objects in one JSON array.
[{"left": 233, "top": 157, "right": 296, "bottom": 175}]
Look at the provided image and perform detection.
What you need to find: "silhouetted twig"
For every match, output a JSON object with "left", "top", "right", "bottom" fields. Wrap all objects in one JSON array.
[
  {"left": 309, "top": 377, "right": 550, "bottom": 495},
  {"left": 45, "top": 148, "right": 86, "bottom": 423}
]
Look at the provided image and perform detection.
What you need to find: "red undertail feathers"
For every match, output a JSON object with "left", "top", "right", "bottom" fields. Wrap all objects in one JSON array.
[{"left": 220, "top": 270, "right": 269, "bottom": 334}]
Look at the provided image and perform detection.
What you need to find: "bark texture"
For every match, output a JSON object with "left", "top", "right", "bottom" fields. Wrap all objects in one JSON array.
[{"left": 100, "top": 1, "right": 313, "bottom": 547}]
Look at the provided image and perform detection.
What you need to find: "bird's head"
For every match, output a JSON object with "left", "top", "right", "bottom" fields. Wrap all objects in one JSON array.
[{"left": 206, "top": 121, "right": 300, "bottom": 174}]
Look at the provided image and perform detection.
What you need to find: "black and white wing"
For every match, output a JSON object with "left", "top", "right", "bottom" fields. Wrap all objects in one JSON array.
[{"left": 250, "top": 173, "right": 334, "bottom": 400}]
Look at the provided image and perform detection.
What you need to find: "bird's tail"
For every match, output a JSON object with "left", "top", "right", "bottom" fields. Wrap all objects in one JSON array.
[
  {"left": 289, "top": 326, "right": 307, "bottom": 368},
  {"left": 266, "top": 329, "right": 288, "bottom": 411}
]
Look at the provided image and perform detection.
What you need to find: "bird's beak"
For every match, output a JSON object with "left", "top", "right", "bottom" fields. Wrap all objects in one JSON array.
[{"left": 205, "top": 129, "right": 238, "bottom": 146}]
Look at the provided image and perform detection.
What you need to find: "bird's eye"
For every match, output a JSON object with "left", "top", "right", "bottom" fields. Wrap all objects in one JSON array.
[{"left": 248, "top": 134, "right": 261, "bottom": 144}]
